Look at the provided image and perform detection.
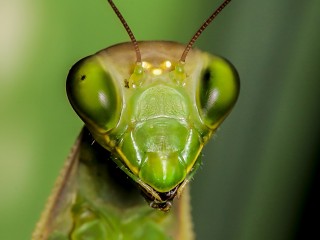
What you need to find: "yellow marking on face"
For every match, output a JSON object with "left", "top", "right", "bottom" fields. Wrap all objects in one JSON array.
[
  {"left": 164, "top": 60, "right": 172, "bottom": 68},
  {"left": 152, "top": 68, "right": 162, "bottom": 75},
  {"left": 140, "top": 60, "right": 175, "bottom": 77},
  {"left": 142, "top": 61, "right": 151, "bottom": 70}
]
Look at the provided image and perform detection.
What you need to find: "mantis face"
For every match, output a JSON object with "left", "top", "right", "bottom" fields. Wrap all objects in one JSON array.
[{"left": 66, "top": 41, "right": 239, "bottom": 210}]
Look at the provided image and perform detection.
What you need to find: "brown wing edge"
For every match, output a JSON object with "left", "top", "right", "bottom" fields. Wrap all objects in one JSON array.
[
  {"left": 32, "top": 129, "right": 84, "bottom": 240},
  {"left": 176, "top": 185, "right": 195, "bottom": 240}
]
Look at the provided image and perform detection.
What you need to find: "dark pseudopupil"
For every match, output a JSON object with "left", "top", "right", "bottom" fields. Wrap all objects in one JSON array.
[
  {"left": 81, "top": 75, "right": 86, "bottom": 80},
  {"left": 201, "top": 68, "right": 212, "bottom": 96},
  {"left": 202, "top": 68, "right": 212, "bottom": 87}
]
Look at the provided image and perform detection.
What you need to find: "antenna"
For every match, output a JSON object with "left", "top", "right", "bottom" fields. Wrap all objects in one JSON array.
[
  {"left": 180, "top": 0, "right": 232, "bottom": 63},
  {"left": 108, "top": 0, "right": 142, "bottom": 63}
]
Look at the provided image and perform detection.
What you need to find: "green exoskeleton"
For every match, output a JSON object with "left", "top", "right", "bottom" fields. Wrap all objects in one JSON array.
[{"left": 33, "top": 0, "right": 239, "bottom": 239}]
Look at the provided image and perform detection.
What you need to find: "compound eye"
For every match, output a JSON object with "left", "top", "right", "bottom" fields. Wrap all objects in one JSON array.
[
  {"left": 66, "top": 56, "right": 122, "bottom": 132},
  {"left": 197, "top": 56, "right": 240, "bottom": 129}
]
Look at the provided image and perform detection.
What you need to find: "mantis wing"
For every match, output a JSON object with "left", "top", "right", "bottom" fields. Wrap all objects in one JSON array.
[{"left": 33, "top": 127, "right": 194, "bottom": 240}]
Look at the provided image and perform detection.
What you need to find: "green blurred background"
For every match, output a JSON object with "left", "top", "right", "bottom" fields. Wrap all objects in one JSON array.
[{"left": 1, "top": 0, "right": 319, "bottom": 239}]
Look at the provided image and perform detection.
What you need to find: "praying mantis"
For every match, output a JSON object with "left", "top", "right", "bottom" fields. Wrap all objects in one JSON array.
[{"left": 32, "top": 0, "right": 239, "bottom": 239}]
